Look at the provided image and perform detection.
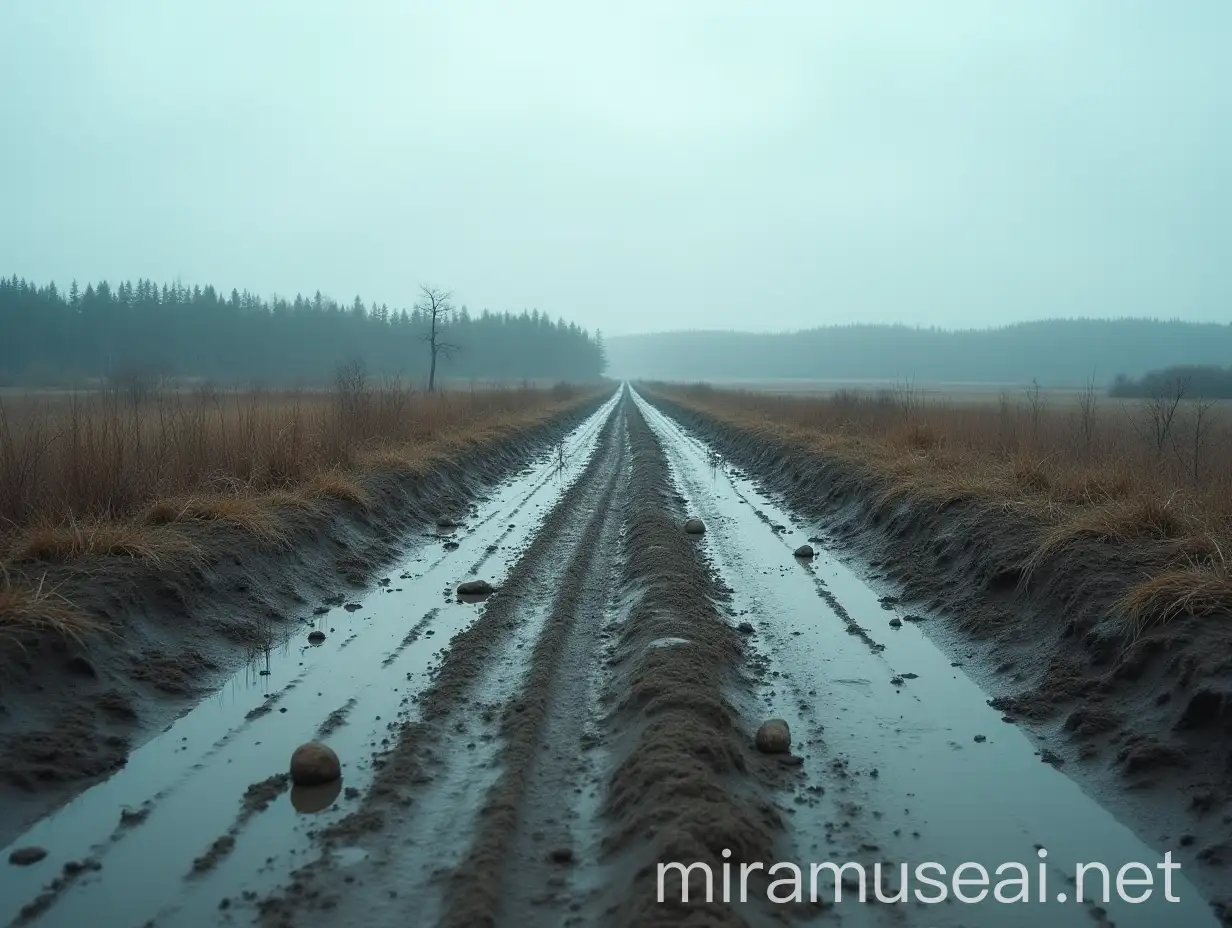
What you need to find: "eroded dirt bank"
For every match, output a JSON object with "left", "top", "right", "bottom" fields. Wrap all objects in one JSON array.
[
  {"left": 641, "top": 387, "right": 1232, "bottom": 923},
  {"left": 0, "top": 388, "right": 612, "bottom": 844}
]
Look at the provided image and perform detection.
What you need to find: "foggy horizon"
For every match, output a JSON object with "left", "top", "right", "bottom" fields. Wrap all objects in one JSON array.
[{"left": 4, "top": 1, "right": 1231, "bottom": 338}]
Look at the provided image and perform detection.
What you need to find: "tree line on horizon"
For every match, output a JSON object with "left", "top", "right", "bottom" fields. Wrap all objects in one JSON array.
[
  {"left": 1111, "top": 365, "right": 1232, "bottom": 400},
  {"left": 0, "top": 275, "right": 608, "bottom": 387},
  {"left": 605, "top": 319, "right": 1232, "bottom": 388}
]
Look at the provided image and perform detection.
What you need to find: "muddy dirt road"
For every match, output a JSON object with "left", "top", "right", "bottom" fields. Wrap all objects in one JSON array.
[{"left": 1, "top": 387, "right": 1220, "bottom": 927}]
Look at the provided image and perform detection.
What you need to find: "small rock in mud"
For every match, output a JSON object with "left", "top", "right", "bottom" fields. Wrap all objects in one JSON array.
[
  {"left": 456, "top": 580, "right": 495, "bottom": 596},
  {"left": 890, "top": 675, "right": 905, "bottom": 686},
  {"left": 312, "top": 606, "right": 329, "bottom": 616},
  {"left": 290, "top": 742, "right": 341, "bottom": 786},
  {"left": 793, "top": 544, "right": 815, "bottom": 558},
  {"left": 308, "top": 631, "right": 326, "bottom": 644},
  {"left": 889, "top": 618, "right": 902, "bottom": 628},
  {"left": 683, "top": 518, "right": 706, "bottom": 534},
  {"left": 755, "top": 719, "right": 791, "bottom": 754},
  {"left": 119, "top": 806, "right": 150, "bottom": 827},
  {"left": 974, "top": 735, "right": 987, "bottom": 743},
  {"left": 9, "top": 847, "right": 47, "bottom": 866},
  {"left": 737, "top": 621, "right": 755, "bottom": 634}
]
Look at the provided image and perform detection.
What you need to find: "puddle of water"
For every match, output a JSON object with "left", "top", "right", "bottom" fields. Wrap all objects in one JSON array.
[
  {"left": 634, "top": 390, "right": 1218, "bottom": 928},
  {"left": 0, "top": 393, "right": 621, "bottom": 928}
]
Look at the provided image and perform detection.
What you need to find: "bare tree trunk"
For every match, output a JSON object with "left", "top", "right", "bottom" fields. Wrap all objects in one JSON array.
[{"left": 428, "top": 347, "right": 438, "bottom": 393}]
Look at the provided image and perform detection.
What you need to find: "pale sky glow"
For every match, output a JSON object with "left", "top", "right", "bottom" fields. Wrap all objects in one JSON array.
[{"left": 2, "top": 1, "right": 1229, "bottom": 335}]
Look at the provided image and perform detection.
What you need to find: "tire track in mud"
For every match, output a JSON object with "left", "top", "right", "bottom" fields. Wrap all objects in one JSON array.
[
  {"left": 256, "top": 399, "right": 629, "bottom": 927},
  {"left": 438, "top": 405, "right": 629, "bottom": 927},
  {"left": 395, "top": 408, "right": 608, "bottom": 579}
]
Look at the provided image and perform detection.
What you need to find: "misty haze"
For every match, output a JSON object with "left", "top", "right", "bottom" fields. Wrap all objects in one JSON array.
[{"left": 1, "top": 3, "right": 1230, "bottom": 927}]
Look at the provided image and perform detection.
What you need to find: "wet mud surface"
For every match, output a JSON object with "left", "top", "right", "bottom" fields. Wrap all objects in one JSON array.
[
  {"left": 0, "top": 394, "right": 608, "bottom": 843},
  {"left": 1, "top": 386, "right": 1225, "bottom": 926}
]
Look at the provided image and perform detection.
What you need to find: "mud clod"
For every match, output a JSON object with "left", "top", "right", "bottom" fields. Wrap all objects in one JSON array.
[
  {"left": 290, "top": 742, "right": 341, "bottom": 786},
  {"left": 793, "top": 544, "right": 815, "bottom": 558},
  {"left": 683, "top": 518, "right": 706, "bottom": 534},
  {"left": 456, "top": 579, "right": 495, "bottom": 596},
  {"left": 755, "top": 719, "right": 791, "bottom": 754},
  {"left": 307, "top": 630, "right": 327, "bottom": 644},
  {"left": 9, "top": 847, "right": 47, "bottom": 866}
]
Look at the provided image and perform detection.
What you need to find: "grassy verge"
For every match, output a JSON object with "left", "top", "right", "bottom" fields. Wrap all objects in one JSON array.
[
  {"left": 0, "top": 380, "right": 606, "bottom": 642},
  {"left": 644, "top": 382, "right": 1232, "bottom": 634}
]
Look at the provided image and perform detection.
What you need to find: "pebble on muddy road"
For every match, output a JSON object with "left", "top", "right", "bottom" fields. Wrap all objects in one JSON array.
[
  {"left": 290, "top": 741, "right": 341, "bottom": 786},
  {"left": 683, "top": 518, "right": 706, "bottom": 534},
  {"left": 456, "top": 579, "right": 495, "bottom": 596},
  {"left": 755, "top": 719, "right": 791, "bottom": 754},
  {"left": 307, "top": 630, "right": 326, "bottom": 644},
  {"left": 793, "top": 544, "right": 815, "bottom": 558},
  {"left": 8, "top": 847, "right": 47, "bottom": 866}
]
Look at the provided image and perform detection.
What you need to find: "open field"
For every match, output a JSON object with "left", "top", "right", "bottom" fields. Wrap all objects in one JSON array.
[
  {"left": 0, "top": 380, "right": 589, "bottom": 552},
  {"left": 697, "top": 377, "right": 1232, "bottom": 409},
  {"left": 654, "top": 380, "right": 1232, "bottom": 546},
  {"left": 0, "top": 385, "right": 1228, "bottom": 927}
]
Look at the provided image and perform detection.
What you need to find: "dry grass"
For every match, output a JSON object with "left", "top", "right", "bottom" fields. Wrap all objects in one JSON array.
[
  {"left": 0, "top": 566, "right": 99, "bottom": 645},
  {"left": 304, "top": 471, "right": 370, "bottom": 508},
  {"left": 147, "top": 494, "right": 293, "bottom": 548},
  {"left": 16, "top": 519, "right": 203, "bottom": 565},
  {"left": 0, "top": 380, "right": 600, "bottom": 639},
  {"left": 1117, "top": 559, "right": 1232, "bottom": 637},
  {"left": 650, "top": 382, "right": 1232, "bottom": 630}
]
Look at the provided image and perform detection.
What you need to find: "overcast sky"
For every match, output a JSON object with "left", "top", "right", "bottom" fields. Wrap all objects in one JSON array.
[{"left": 2, "top": 2, "right": 1229, "bottom": 336}]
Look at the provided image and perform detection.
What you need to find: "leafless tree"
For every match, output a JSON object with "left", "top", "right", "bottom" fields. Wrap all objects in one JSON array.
[
  {"left": 334, "top": 357, "right": 372, "bottom": 441},
  {"left": 1024, "top": 378, "right": 1045, "bottom": 447},
  {"left": 1077, "top": 372, "right": 1098, "bottom": 455},
  {"left": 415, "top": 286, "right": 458, "bottom": 392},
  {"left": 1171, "top": 395, "right": 1219, "bottom": 485},
  {"left": 893, "top": 377, "right": 920, "bottom": 423},
  {"left": 1132, "top": 373, "right": 1188, "bottom": 458}
]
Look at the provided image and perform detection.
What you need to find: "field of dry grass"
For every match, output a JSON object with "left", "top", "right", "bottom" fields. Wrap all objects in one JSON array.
[
  {"left": 650, "top": 382, "right": 1232, "bottom": 633},
  {"left": 0, "top": 379, "right": 598, "bottom": 640}
]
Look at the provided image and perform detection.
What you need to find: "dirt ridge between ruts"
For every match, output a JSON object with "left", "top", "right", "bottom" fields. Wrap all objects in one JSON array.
[
  {"left": 641, "top": 387, "right": 1232, "bottom": 922},
  {"left": 438, "top": 397, "right": 629, "bottom": 927},
  {"left": 256, "top": 396, "right": 627, "bottom": 927},
  {"left": 0, "top": 388, "right": 613, "bottom": 845},
  {"left": 598, "top": 397, "right": 789, "bottom": 927}
]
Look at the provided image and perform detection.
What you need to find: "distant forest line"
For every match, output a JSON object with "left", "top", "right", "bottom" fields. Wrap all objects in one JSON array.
[
  {"left": 1110, "top": 365, "right": 1232, "bottom": 400},
  {"left": 607, "top": 320, "right": 1232, "bottom": 389},
  {"left": 0, "top": 275, "right": 608, "bottom": 386}
]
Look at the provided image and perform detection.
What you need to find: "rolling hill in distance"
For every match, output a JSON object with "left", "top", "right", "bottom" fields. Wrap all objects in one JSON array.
[{"left": 606, "top": 318, "right": 1232, "bottom": 387}]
